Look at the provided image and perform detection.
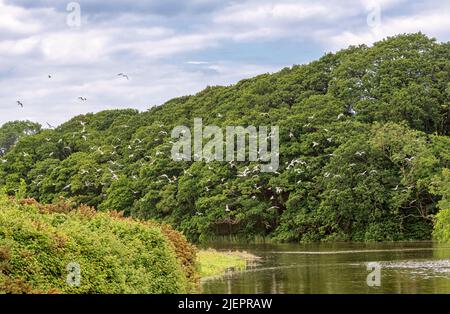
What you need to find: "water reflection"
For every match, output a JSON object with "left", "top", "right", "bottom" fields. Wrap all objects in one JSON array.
[{"left": 201, "top": 242, "right": 450, "bottom": 294}]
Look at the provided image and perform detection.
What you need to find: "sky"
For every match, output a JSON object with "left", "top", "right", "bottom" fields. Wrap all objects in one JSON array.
[{"left": 0, "top": 0, "right": 449, "bottom": 126}]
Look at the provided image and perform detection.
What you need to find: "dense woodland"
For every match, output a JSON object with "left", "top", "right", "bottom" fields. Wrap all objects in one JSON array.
[{"left": 1, "top": 33, "right": 449, "bottom": 242}]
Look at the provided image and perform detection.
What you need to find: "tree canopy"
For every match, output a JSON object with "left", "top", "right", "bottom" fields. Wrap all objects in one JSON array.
[{"left": 1, "top": 33, "right": 449, "bottom": 242}]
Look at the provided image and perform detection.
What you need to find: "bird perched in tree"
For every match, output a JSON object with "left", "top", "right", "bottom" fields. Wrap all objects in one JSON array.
[{"left": 347, "top": 105, "right": 357, "bottom": 116}]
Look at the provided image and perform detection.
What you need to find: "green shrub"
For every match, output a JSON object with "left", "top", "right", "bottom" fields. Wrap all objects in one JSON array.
[
  {"left": 0, "top": 195, "right": 195, "bottom": 294},
  {"left": 432, "top": 169, "right": 450, "bottom": 243}
]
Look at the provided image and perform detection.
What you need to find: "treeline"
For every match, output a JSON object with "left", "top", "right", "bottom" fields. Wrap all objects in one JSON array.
[{"left": 0, "top": 33, "right": 449, "bottom": 242}]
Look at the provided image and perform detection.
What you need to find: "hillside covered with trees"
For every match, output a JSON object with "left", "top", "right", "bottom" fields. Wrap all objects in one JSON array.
[{"left": 1, "top": 33, "right": 449, "bottom": 242}]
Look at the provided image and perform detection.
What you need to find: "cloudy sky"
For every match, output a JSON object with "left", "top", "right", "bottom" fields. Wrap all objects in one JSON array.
[{"left": 1, "top": 0, "right": 449, "bottom": 126}]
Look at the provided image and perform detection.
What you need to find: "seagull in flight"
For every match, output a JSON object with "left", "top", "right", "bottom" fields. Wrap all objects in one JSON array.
[
  {"left": 17, "top": 101, "right": 24, "bottom": 108},
  {"left": 117, "top": 73, "right": 129, "bottom": 80},
  {"left": 78, "top": 97, "right": 87, "bottom": 101}
]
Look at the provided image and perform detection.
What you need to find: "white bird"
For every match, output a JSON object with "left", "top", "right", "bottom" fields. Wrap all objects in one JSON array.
[
  {"left": 117, "top": 73, "right": 129, "bottom": 80},
  {"left": 347, "top": 105, "right": 357, "bottom": 116},
  {"left": 225, "top": 205, "right": 231, "bottom": 212}
]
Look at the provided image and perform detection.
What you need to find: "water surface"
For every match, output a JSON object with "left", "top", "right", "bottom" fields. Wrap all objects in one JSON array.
[{"left": 201, "top": 242, "right": 450, "bottom": 294}]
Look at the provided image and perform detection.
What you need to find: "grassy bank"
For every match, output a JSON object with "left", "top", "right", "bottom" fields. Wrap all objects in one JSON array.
[{"left": 196, "top": 249, "right": 258, "bottom": 278}]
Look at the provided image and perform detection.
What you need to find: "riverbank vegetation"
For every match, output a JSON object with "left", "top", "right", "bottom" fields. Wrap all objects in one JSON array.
[
  {"left": 0, "top": 194, "right": 199, "bottom": 293},
  {"left": 432, "top": 169, "right": 450, "bottom": 243},
  {"left": 0, "top": 33, "right": 449, "bottom": 242},
  {"left": 197, "top": 249, "right": 254, "bottom": 278}
]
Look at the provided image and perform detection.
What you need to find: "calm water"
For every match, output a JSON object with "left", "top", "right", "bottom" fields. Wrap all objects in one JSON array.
[{"left": 201, "top": 242, "right": 450, "bottom": 294}]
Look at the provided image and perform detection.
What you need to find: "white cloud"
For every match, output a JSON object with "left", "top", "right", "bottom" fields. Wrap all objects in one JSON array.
[
  {"left": 327, "top": 10, "right": 450, "bottom": 49},
  {"left": 0, "top": 1, "right": 43, "bottom": 35}
]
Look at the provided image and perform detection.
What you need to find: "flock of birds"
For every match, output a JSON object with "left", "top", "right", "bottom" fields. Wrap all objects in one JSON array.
[
  {"left": 11, "top": 76, "right": 419, "bottom": 219},
  {"left": 16, "top": 73, "right": 129, "bottom": 109}
]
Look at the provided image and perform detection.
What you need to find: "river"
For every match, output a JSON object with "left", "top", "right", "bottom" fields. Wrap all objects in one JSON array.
[{"left": 201, "top": 241, "right": 450, "bottom": 294}]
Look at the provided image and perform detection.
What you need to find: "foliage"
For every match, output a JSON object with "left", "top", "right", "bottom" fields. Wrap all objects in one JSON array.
[
  {"left": 0, "top": 33, "right": 449, "bottom": 242},
  {"left": 0, "top": 121, "right": 41, "bottom": 156},
  {"left": 0, "top": 195, "right": 197, "bottom": 294},
  {"left": 432, "top": 168, "right": 450, "bottom": 243},
  {"left": 196, "top": 249, "right": 247, "bottom": 278}
]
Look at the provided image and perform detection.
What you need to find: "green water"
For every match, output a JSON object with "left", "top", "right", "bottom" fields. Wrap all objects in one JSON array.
[{"left": 201, "top": 242, "right": 450, "bottom": 294}]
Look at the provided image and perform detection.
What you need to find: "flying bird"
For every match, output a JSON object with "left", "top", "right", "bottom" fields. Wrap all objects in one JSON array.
[
  {"left": 17, "top": 101, "right": 23, "bottom": 108},
  {"left": 78, "top": 97, "right": 87, "bottom": 101},
  {"left": 117, "top": 73, "right": 129, "bottom": 80}
]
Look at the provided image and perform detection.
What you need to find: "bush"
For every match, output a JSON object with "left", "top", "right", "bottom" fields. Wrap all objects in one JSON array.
[
  {"left": 433, "top": 208, "right": 450, "bottom": 243},
  {"left": 0, "top": 195, "right": 196, "bottom": 294},
  {"left": 432, "top": 168, "right": 450, "bottom": 243}
]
